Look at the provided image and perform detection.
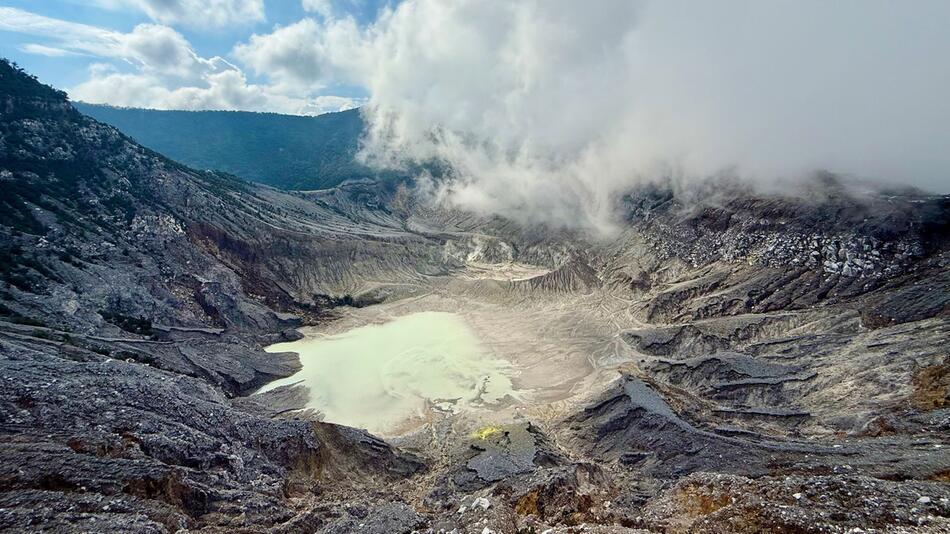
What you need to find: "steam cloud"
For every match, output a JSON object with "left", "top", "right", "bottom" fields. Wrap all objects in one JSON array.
[{"left": 332, "top": 1, "right": 950, "bottom": 232}]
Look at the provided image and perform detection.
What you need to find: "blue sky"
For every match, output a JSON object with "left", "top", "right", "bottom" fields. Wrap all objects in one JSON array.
[{"left": 0, "top": 0, "right": 391, "bottom": 114}]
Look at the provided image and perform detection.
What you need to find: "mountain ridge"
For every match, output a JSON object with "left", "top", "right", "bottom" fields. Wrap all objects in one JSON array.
[
  {"left": 3, "top": 57, "right": 950, "bottom": 533},
  {"left": 73, "top": 102, "right": 377, "bottom": 190}
]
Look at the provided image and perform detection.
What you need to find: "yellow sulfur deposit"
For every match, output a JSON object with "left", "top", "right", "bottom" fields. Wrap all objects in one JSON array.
[{"left": 472, "top": 425, "right": 504, "bottom": 440}]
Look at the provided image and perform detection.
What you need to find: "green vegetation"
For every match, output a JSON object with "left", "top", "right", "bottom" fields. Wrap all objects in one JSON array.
[
  {"left": 74, "top": 103, "right": 384, "bottom": 190},
  {"left": 0, "top": 59, "right": 143, "bottom": 236},
  {"left": 0, "top": 59, "right": 67, "bottom": 102}
]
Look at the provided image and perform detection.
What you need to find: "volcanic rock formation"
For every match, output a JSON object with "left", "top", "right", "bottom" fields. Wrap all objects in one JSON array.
[{"left": 1, "top": 59, "right": 948, "bottom": 533}]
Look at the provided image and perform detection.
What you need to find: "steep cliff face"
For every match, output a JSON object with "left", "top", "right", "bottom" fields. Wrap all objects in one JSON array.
[
  {"left": 0, "top": 60, "right": 427, "bottom": 532},
  {"left": 594, "top": 185, "right": 949, "bottom": 439},
  {"left": 0, "top": 58, "right": 454, "bottom": 391},
  {"left": 2, "top": 57, "right": 950, "bottom": 533}
]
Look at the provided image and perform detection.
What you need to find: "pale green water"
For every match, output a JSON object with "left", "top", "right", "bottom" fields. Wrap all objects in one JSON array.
[{"left": 258, "top": 311, "right": 517, "bottom": 435}]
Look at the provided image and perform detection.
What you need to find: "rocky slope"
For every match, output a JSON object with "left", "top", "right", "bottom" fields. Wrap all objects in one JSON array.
[
  {"left": 0, "top": 60, "right": 430, "bottom": 532},
  {"left": 2, "top": 59, "right": 949, "bottom": 532}
]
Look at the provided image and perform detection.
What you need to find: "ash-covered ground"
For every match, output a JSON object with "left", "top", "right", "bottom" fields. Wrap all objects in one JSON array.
[{"left": 1, "top": 59, "right": 949, "bottom": 533}]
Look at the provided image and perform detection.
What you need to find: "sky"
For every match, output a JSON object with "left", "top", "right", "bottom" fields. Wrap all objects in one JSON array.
[
  {"left": 0, "top": 0, "right": 385, "bottom": 115},
  {"left": 1, "top": 0, "right": 948, "bottom": 232}
]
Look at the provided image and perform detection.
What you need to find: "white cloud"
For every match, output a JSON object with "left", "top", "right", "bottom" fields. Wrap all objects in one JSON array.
[
  {"left": 117, "top": 24, "right": 237, "bottom": 82},
  {"left": 295, "top": 0, "right": 949, "bottom": 232},
  {"left": 18, "top": 44, "right": 86, "bottom": 58},
  {"left": 301, "top": 0, "right": 334, "bottom": 19},
  {"left": 70, "top": 68, "right": 361, "bottom": 115},
  {"left": 8, "top": 1, "right": 949, "bottom": 228},
  {"left": 0, "top": 9, "right": 205, "bottom": 74},
  {"left": 232, "top": 17, "right": 365, "bottom": 94},
  {"left": 93, "top": 0, "right": 265, "bottom": 28},
  {"left": 0, "top": 8, "right": 119, "bottom": 50},
  {"left": 299, "top": 94, "right": 363, "bottom": 114},
  {"left": 0, "top": 7, "right": 357, "bottom": 116}
]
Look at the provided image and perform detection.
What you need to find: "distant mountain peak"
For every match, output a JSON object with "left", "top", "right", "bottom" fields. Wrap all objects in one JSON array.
[{"left": 74, "top": 101, "right": 376, "bottom": 190}]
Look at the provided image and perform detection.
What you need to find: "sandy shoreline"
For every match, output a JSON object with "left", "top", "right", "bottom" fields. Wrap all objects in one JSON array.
[{"left": 254, "top": 275, "right": 639, "bottom": 437}]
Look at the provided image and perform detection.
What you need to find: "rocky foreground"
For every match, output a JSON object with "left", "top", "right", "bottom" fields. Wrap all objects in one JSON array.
[{"left": 1, "top": 59, "right": 949, "bottom": 532}]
